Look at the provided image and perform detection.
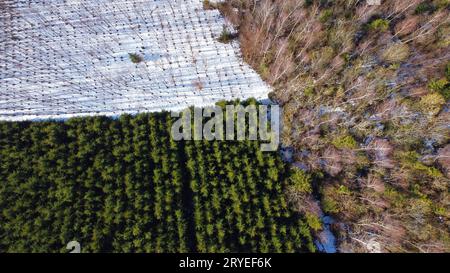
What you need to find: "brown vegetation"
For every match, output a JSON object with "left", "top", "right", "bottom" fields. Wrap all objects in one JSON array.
[{"left": 217, "top": 0, "right": 450, "bottom": 252}]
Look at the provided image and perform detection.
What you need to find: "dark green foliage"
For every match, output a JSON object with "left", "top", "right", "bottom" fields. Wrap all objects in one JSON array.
[
  {"left": 218, "top": 27, "right": 235, "bottom": 43},
  {"left": 0, "top": 103, "right": 314, "bottom": 253},
  {"left": 428, "top": 63, "right": 450, "bottom": 100},
  {"left": 304, "top": 0, "right": 314, "bottom": 7},
  {"left": 415, "top": 2, "right": 436, "bottom": 14},
  {"left": 186, "top": 139, "right": 314, "bottom": 253},
  {"left": 128, "top": 53, "right": 143, "bottom": 64},
  {"left": 319, "top": 9, "right": 333, "bottom": 24}
]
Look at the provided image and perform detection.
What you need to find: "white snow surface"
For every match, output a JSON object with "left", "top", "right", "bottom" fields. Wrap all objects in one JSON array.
[{"left": 0, "top": 0, "right": 270, "bottom": 121}]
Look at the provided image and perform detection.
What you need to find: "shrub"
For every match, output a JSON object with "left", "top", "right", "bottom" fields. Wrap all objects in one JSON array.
[
  {"left": 128, "top": 53, "right": 143, "bottom": 64},
  {"left": 305, "top": 213, "right": 322, "bottom": 231},
  {"left": 259, "top": 62, "right": 270, "bottom": 79},
  {"left": 429, "top": 78, "right": 448, "bottom": 91},
  {"left": 322, "top": 198, "right": 340, "bottom": 214},
  {"left": 289, "top": 168, "right": 312, "bottom": 193},
  {"left": 434, "top": 0, "right": 450, "bottom": 9},
  {"left": 383, "top": 186, "right": 406, "bottom": 208},
  {"left": 419, "top": 93, "right": 446, "bottom": 115},
  {"left": 304, "top": 0, "right": 314, "bottom": 7},
  {"left": 218, "top": 26, "right": 235, "bottom": 43},
  {"left": 319, "top": 9, "right": 333, "bottom": 24},
  {"left": 436, "top": 24, "right": 450, "bottom": 48},
  {"left": 311, "top": 46, "right": 335, "bottom": 70},
  {"left": 382, "top": 43, "right": 410, "bottom": 63},
  {"left": 434, "top": 206, "right": 447, "bottom": 217},
  {"left": 414, "top": 163, "right": 443, "bottom": 178},
  {"left": 337, "top": 185, "right": 351, "bottom": 195},
  {"left": 429, "top": 78, "right": 450, "bottom": 100},
  {"left": 428, "top": 63, "right": 450, "bottom": 100},
  {"left": 332, "top": 135, "right": 358, "bottom": 149},
  {"left": 369, "top": 19, "right": 390, "bottom": 32},
  {"left": 398, "top": 151, "right": 443, "bottom": 178},
  {"left": 415, "top": 2, "right": 436, "bottom": 14},
  {"left": 303, "top": 86, "right": 315, "bottom": 97}
]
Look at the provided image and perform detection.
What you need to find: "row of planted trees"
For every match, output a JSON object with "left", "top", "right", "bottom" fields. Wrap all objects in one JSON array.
[
  {"left": 0, "top": 101, "right": 315, "bottom": 253},
  {"left": 186, "top": 138, "right": 315, "bottom": 253}
]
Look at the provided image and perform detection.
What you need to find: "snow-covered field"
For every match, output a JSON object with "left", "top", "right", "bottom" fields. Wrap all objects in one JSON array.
[{"left": 0, "top": 0, "right": 270, "bottom": 121}]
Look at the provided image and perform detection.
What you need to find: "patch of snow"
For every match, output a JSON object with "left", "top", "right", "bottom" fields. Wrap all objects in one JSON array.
[
  {"left": 315, "top": 216, "right": 337, "bottom": 253},
  {"left": 0, "top": 0, "right": 270, "bottom": 121}
]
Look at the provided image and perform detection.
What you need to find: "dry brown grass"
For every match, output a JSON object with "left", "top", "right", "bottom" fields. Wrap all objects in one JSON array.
[
  {"left": 218, "top": 0, "right": 450, "bottom": 253},
  {"left": 394, "top": 16, "right": 420, "bottom": 37},
  {"left": 382, "top": 42, "right": 410, "bottom": 63}
]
